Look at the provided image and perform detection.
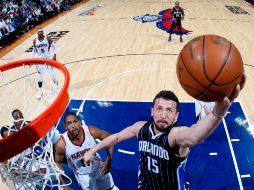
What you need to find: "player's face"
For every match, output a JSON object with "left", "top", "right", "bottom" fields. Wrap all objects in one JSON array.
[
  {"left": 175, "top": 2, "right": 179, "bottom": 8},
  {"left": 13, "top": 111, "right": 24, "bottom": 130},
  {"left": 64, "top": 115, "right": 81, "bottom": 138},
  {"left": 37, "top": 31, "right": 44, "bottom": 37},
  {"left": 152, "top": 98, "right": 178, "bottom": 132}
]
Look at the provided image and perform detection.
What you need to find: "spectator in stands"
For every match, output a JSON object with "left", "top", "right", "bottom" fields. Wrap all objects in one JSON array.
[{"left": 0, "top": 0, "right": 82, "bottom": 47}]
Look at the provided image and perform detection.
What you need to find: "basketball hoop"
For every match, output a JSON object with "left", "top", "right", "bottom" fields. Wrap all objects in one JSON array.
[
  {"left": 0, "top": 58, "right": 70, "bottom": 162},
  {"left": 0, "top": 58, "right": 72, "bottom": 189}
]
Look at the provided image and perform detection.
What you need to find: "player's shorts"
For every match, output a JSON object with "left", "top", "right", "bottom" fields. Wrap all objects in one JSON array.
[
  {"left": 171, "top": 19, "right": 182, "bottom": 28},
  {"left": 36, "top": 64, "right": 56, "bottom": 75},
  {"left": 76, "top": 163, "right": 116, "bottom": 190}
]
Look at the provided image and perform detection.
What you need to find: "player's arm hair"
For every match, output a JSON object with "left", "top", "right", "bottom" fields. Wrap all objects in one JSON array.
[
  {"left": 89, "top": 121, "right": 145, "bottom": 155},
  {"left": 170, "top": 105, "right": 226, "bottom": 148},
  {"left": 54, "top": 137, "right": 68, "bottom": 185},
  {"left": 89, "top": 126, "right": 113, "bottom": 161}
]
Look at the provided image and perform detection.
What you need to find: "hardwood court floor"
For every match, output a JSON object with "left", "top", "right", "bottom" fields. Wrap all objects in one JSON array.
[{"left": 0, "top": 0, "right": 254, "bottom": 189}]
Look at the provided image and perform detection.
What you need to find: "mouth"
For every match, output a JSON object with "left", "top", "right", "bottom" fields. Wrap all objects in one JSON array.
[
  {"left": 158, "top": 120, "right": 168, "bottom": 125},
  {"left": 72, "top": 129, "right": 78, "bottom": 135}
]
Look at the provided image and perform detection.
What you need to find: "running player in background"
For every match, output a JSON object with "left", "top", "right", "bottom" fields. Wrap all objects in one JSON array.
[
  {"left": 32, "top": 28, "right": 58, "bottom": 99},
  {"left": 168, "top": 1, "right": 185, "bottom": 43},
  {"left": 55, "top": 112, "right": 118, "bottom": 190},
  {"left": 84, "top": 76, "right": 244, "bottom": 190}
]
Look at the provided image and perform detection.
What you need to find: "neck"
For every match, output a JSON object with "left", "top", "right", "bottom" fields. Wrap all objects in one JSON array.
[{"left": 152, "top": 123, "right": 163, "bottom": 134}]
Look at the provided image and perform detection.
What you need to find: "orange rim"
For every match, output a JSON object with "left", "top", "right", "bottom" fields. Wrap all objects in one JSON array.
[{"left": 0, "top": 58, "right": 70, "bottom": 162}]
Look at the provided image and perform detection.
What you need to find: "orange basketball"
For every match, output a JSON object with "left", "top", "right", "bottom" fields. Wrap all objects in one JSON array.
[{"left": 176, "top": 34, "right": 243, "bottom": 102}]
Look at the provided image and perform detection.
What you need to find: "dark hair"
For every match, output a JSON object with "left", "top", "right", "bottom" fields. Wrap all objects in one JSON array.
[
  {"left": 0, "top": 126, "right": 9, "bottom": 138},
  {"left": 64, "top": 112, "right": 80, "bottom": 124},
  {"left": 152, "top": 90, "right": 179, "bottom": 111},
  {"left": 11, "top": 109, "right": 22, "bottom": 118}
]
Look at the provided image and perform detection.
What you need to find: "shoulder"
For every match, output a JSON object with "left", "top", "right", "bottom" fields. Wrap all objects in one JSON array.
[
  {"left": 33, "top": 38, "right": 36, "bottom": 45},
  {"left": 133, "top": 121, "right": 150, "bottom": 136},
  {"left": 168, "top": 126, "right": 188, "bottom": 143},
  {"left": 132, "top": 121, "right": 148, "bottom": 131},
  {"left": 133, "top": 121, "right": 147, "bottom": 127},
  {"left": 87, "top": 125, "right": 98, "bottom": 136},
  {"left": 170, "top": 125, "right": 188, "bottom": 135}
]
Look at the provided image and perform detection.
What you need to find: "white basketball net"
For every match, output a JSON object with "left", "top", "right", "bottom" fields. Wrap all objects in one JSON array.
[{"left": 0, "top": 62, "right": 72, "bottom": 190}]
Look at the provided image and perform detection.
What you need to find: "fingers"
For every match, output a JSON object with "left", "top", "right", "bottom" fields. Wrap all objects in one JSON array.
[
  {"left": 228, "top": 84, "right": 240, "bottom": 102},
  {"left": 100, "top": 164, "right": 106, "bottom": 174},
  {"left": 226, "top": 73, "right": 245, "bottom": 102},
  {"left": 203, "top": 105, "right": 211, "bottom": 115},
  {"left": 83, "top": 155, "right": 91, "bottom": 165},
  {"left": 240, "top": 74, "right": 246, "bottom": 90}
]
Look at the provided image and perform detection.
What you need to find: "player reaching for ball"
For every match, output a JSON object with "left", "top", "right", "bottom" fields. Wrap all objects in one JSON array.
[{"left": 84, "top": 77, "right": 245, "bottom": 190}]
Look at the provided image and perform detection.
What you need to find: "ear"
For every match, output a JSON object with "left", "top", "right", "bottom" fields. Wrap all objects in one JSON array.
[
  {"left": 175, "top": 112, "right": 179, "bottom": 121},
  {"left": 151, "top": 107, "right": 154, "bottom": 116}
]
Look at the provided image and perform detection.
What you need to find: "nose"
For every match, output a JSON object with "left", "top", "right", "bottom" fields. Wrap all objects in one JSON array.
[
  {"left": 69, "top": 121, "right": 76, "bottom": 128},
  {"left": 160, "top": 110, "right": 167, "bottom": 119}
]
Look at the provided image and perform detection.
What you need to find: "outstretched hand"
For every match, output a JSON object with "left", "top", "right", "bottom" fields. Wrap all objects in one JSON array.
[
  {"left": 84, "top": 149, "right": 95, "bottom": 166},
  {"left": 214, "top": 74, "right": 246, "bottom": 117}
]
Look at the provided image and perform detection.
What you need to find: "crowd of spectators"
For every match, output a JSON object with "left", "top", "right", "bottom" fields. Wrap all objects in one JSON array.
[{"left": 0, "top": 0, "right": 82, "bottom": 48}]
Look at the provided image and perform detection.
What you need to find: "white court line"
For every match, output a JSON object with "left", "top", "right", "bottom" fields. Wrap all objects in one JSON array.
[
  {"left": 231, "top": 139, "right": 240, "bottom": 142},
  {"left": 209, "top": 152, "right": 218, "bottom": 156},
  {"left": 222, "top": 119, "right": 243, "bottom": 190},
  {"left": 76, "top": 67, "right": 176, "bottom": 115},
  {"left": 118, "top": 149, "right": 135, "bottom": 155},
  {"left": 241, "top": 174, "right": 251, "bottom": 178},
  {"left": 239, "top": 102, "right": 254, "bottom": 136}
]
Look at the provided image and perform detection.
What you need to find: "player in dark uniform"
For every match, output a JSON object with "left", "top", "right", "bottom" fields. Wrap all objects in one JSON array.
[
  {"left": 84, "top": 76, "right": 245, "bottom": 190},
  {"left": 168, "top": 1, "right": 185, "bottom": 43}
]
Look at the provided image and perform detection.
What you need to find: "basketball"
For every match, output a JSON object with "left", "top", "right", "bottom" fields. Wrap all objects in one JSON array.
[{"left": 176, "top": 34, "right": 244, "bottom": 102}]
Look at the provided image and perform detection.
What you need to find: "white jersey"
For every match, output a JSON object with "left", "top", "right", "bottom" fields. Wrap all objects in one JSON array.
[
  {"left": 62, "top": 125, "right": 101, "bottom": 175},
  {"left": 11, "top": 148, "right": 35, "bottom": 171},
  {"left": 10, "top": 148, "right": 47, "bottom": 190},
  {"left": 34, "top": 36, "right": 50, "bottom": 58}
]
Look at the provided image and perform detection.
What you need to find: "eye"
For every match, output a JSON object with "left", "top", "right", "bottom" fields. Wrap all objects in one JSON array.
[
  {"left": 167, "top": 108, "right": 173, "bottom": 113},
  {"left": 156, "top": 107, "right": 162, "bottom": 111}
]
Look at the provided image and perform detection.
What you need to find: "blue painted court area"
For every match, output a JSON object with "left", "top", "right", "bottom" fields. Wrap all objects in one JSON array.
[{"left": 56, "top": 99, "right": 254, "bottom": 190}]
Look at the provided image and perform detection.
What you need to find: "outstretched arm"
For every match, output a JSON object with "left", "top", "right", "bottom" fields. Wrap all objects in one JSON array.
[
  {"left": 89, "top": 126, "right": 114, "bottom": 174},
  {"left": 84, "top": 121, "right": 145, "bottom": 165},
  {"left": 170, "top": 75, "right": 246, "bottom": 149}
]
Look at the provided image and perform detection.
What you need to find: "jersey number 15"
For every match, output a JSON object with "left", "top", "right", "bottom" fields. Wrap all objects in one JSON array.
[{"left": 147, "top": 156, "right": 159, "bottom": 173}]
